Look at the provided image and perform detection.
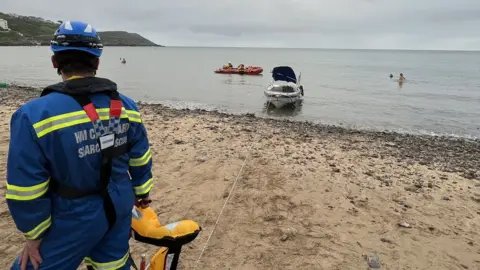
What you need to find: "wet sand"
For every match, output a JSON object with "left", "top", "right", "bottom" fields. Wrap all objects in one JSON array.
[{"left": 0, "top": 86, "right": 479, "bottom": 270}]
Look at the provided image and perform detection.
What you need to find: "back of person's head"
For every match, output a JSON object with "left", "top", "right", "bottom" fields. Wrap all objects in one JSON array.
[
  {"left": 53, "top": 50, "right": 98, "bottom": 76},
  {"left": 50, "top": 20, "right": 103, "bottom": 77}
]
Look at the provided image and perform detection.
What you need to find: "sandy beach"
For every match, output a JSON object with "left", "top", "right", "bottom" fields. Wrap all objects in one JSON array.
[{"left": 0, "top": 86, "right": 479, "bottom": 270}]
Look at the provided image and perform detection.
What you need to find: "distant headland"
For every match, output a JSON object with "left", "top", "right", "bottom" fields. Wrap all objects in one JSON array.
[{"left": 0, "top": 13, "right": 163, "bottom": 47}]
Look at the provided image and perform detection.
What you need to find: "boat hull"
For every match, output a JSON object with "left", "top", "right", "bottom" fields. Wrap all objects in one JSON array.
[
  {"left": 265, "top": 96, "right": 301, "bottom": 108},
  {"left": 264, "top": 84, "right": 302, "bottom": 108}
]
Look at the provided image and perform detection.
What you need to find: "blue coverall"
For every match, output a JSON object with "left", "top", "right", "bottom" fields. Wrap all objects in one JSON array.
[{"left": 6, "top": 77, "right": 154, "bottom": 270}]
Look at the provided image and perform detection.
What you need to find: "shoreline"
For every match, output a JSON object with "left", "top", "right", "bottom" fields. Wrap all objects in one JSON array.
[
  {"left": 2, "top": 85, "right": 479, "bottom": 180},
  {"left": 0, "top": 85, "right": 479, "bottom": 269},
  {"left": 2, "top": 83, "right": 477, "bottom": 138}
]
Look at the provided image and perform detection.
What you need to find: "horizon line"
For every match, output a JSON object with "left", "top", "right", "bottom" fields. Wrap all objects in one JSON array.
[{"left": 154, "top": 45, "right": 480, "bottom": 52}]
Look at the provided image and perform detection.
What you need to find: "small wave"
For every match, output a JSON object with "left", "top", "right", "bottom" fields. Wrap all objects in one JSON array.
[
  {"left": 137, "top": 99, "right": 229, "bottom": 113},
  {"left": 305, "top": 119, "right": 478, "bottom": 140},
  {"left": 317, "top": 120, "right": 479, "bottom": 140}
]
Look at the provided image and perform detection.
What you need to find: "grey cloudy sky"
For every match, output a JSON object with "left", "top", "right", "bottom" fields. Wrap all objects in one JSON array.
[{"left": 3, "top": 0, "right": 480, "bottom": 50}]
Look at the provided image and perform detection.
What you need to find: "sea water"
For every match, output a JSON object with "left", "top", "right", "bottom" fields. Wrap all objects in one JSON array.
[{"left": 1, "top": 46, "right": 479, "bottom": 138}]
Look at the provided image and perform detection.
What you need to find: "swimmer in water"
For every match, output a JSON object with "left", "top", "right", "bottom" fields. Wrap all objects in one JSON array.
[
  {"left": 397, "top": 73, "right": 406, "bottom": 89},
  {"left": 389, "top": 74, "right": 393, "bottom": 79}
]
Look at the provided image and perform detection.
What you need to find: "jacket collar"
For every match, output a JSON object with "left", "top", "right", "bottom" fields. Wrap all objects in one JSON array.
[{"left": 41, "top": 77, "right": 118, "bottom": 97}]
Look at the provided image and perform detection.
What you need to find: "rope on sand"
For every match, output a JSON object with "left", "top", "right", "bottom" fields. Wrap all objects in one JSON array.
[
  {"left": 192, "top": 140, "right": 257, "bottom": 269},
  {"left": 193, "top": 87, "right": 274, "bottom": 269}
]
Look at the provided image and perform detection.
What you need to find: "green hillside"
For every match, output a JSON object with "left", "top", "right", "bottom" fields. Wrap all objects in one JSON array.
[{"left": 0, "top": 13, "right": 161, "bottom": 46}]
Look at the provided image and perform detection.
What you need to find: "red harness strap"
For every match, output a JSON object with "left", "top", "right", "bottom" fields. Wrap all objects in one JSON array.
[
  {"left": 82, "top": 100, "right": 123, "bottom": 122},
  {"left": 81, "top": 99, "right": 123, "bottom": 137},
  {"left": 110, "top": 99, "right": 123, "bottom": 118},
  {"left": 83, "top": 103, "right": 100, "bottom": 121}
]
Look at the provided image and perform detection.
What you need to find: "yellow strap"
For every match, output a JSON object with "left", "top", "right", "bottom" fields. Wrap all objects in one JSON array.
[{"left": 67, "top": 75, "right": 85, "bottom": 80}]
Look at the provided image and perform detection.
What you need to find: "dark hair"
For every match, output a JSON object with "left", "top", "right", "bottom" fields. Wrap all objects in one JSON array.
[{"left": 54, "top": 50, "right": 98, "bottom": 75}]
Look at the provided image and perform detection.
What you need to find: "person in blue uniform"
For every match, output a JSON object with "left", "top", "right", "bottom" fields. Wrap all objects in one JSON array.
[{"left": 6, "top": 20, "right": 154, "bottom": 270}]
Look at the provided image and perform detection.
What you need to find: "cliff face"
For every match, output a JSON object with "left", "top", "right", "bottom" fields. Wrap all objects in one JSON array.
[
  {"left": 98, "top": 31, "right": 160, "bottom": 46},
  {"left": 0, "top": 13, "right": 161, "bottom": 46}
]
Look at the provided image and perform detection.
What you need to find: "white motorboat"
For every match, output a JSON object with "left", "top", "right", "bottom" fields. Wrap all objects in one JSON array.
[{"left": 264, "top": 66, "right": 304, "bottom": 108}]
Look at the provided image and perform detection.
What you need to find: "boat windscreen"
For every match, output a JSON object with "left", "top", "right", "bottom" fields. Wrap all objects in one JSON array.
[{"left": 272, "top": 66, "right": 297, "bottom": 83}]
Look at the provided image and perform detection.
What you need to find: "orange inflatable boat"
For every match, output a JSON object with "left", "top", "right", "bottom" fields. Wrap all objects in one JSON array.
[{"left": 214, "top": 66, "right": 263, "bottom": 75}]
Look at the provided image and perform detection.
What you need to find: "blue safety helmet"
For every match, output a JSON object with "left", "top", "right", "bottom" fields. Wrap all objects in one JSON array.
[{"left": 50, "top": 21, "right": 103, "bottom": 57}]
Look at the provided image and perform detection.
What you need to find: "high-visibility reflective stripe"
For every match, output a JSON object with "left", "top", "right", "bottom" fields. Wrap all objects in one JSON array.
[
  {"left": 126, "top": 110, "right": 140, "bottom": 116},
  {"left": 34, "top": 109, "right": 125, "bottom": 136},
  {"left": 33, "top": 108, "right": 141, "bottom": 137},
  {"left": 5, "top": 178, "right": 50, "bottom": 201},
  {"left": 36, "top": 115, "right": 92, "bottom": 138},
  {"left": 129, "top": 148, "right": 152, "bottom": 167},
  {"left": 84, "top": 252, "right": 129, "bottom": 270},
  {"left": 133, "top": 178, "right": 153, "bottom": 196},
  {"left": 25, "top": 216, "right": 51, "bottom": 240},
  {"left": 126, "top": 110, "right": 141, "bottom": 123}
]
